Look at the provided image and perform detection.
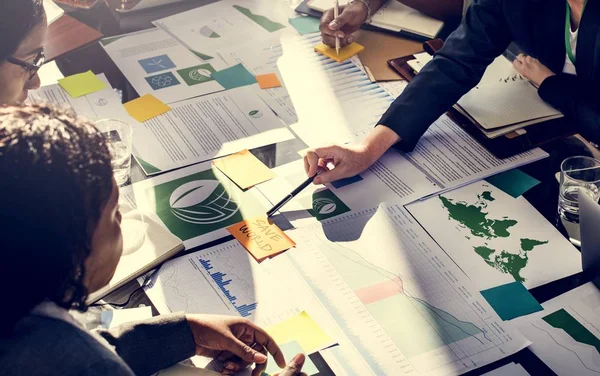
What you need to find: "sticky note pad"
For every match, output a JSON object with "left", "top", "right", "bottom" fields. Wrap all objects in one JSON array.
[
  {"left": 227, "top": 216, "right": 295, "bottom": 261},
  {"left": 212, "top": 150, "right": 276, "bottom": 189},
  {"left": 267, "top": 311, "right": 334, "bottom": 353},
  {"left": 264, "top": 341, "right": 319, "bottom": 376},
  {"left": 58, "top": 70, "right": 107, "bottom": 98},
  {"left": 256, "top": 73, "right": 282, "bottom": 89},
  {"left": 289, "top": 16, "right": 320, "bottom": 35},
  {"left": 314, "top": 42, "right": 365, "bottom": 63},
  {"left": 124, "top": 94, "right": 171, "bottom": 122},
  {"left": 211, "top": 64, "right": 257, "bottom": 90},
  {"left": 486, "top": 169, "right": 541, "bottom": 198},
  {"left": 480, "top": 282, "right": 543, "bottom": 321}
]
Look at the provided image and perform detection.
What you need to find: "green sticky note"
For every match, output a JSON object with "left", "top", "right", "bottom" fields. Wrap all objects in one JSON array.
[
  {"left": 264, "top": 341, "right": 318, "bottom": 375},
  {"left": 486, "top": 169, "right": 541, "bottom": 198},
  {"left": 289, "top": 16, "right": 321, "bottom": 35},
  {"left": 211, "top": 64, "right": 257, "bottom": 90},
  {"left": 58, "top": 70, "right": 107, "bottom": 98},
  {"left": 481, "top": 282, "right": 543, "bottom": 321}
]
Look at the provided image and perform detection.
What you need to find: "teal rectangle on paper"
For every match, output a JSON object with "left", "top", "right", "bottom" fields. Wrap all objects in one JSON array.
[
  {"left": 211, "top": 64, "right": 257, "bottom": 90},
  {"left": 480, "top": 282, "right": 543, "bottom": 321},
  {"left": 264, "top": 341, "right": 318, "bottom": 375},
  {"left": 486, "top": 169, "right": 541, "bottom": 198},
  {"left": 289, "top": 16, "right": 321, "bottom": 35},
  {"left": 331, "top": 174, "right": 363, "bottom": 189}
]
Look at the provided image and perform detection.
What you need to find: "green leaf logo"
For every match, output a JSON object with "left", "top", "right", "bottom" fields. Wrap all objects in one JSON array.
[
  {"left": 169, "top": 180, "right": 240, "bottom": 224},
  {"left": 313, "top": 198, "right": 337, "bottom": 215},
  {"left": 249, "top": 110, "right": 263, "bottom": 119}
]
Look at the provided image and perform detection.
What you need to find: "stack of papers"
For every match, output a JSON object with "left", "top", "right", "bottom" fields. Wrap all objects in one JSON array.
[{"left": 408, "top": 53, "right": 564, "bottom": 138}]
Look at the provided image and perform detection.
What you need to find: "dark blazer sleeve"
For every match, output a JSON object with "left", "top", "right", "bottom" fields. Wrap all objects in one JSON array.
[
  {"left": 95, "top": 312, "right": 196, "bottom": 376},
  {"left": 377, "top": 0, "right": 512, "bottom": 152},
  {"left": 539, "top": 73, "right": 600, "bottom": 144}
]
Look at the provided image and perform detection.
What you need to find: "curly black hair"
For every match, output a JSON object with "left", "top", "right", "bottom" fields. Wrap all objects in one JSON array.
[
  {"left": 0, "top": 104, "right": 114, "bottom": 334},
  {"left": 0, "top": 0, "right": 45, "bottom": 62}
]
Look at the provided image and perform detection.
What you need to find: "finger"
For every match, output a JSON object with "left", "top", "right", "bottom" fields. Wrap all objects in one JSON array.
[
  {"left": 331, "top": 6, "right": 354, "bottom": 30},
  {"left": 314, "top": 164, "right": 350, "bottom": 185},
  {"left": 251, "top": 345, "right": 268, "bottom": 376},
  {"left": 516, "top": 53, "right": 526, "bottom": 62},
  {"left": 305, "top": 150, "right": 321, "bottom": 177},
  {"left": 312, "top": 145, "right": 342, "bottom": 161},
  {"left": 276, "top": 353, "right": 305, "bottom": 376},
  {"left": 252, "top": 327, "right": 286, "bottom": 368},
  {"left": 320, "top": 8, "right": 335, "bottom": 31},
  {"left": 227, "top": 337, "right": 268, "bottom": 365}
]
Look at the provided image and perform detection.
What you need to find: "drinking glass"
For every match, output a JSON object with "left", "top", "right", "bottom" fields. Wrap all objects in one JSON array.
[
  {"left": 95, "top": 119, "right": 133, "bottom": 186},
  {"left": 558, "top": 156, "right": 600, "bottom": 226}
]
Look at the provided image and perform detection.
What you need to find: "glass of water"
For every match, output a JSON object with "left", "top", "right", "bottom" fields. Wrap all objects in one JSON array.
[
  {"left": 95, "top": 119, "right": 133, "bottom": 186},
  {"left": 558, "top": 156, "right": 600, "bottom": 226}
]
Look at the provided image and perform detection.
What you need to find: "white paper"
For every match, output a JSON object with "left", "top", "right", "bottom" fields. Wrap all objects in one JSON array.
[
  {"left": 100, "top": 306, "right": 153, "bottom": 329},
  {"left": 457, "top": 80, "right": 563, "bottom": 130},
  {"left": 405, "top": 114, "right": 548, "bottom": 191},
  {"left": 369, "top": 0, "right": 443, "bottom": 38},
  {"left": 128, "top": 161, "right": 274, "bottom": 250},
  {"left": 482, "top": 363, "right": 530, "bottom": 376},
  {"left": 513, "top": 283, "right": 600, "bottom": 376},
  {"left": 276, "top": 204, "right": 528, "bottom": 375},
  {"left": 43, "top": 0, "right": 64, "bottom": 25},
  {"left": 130, "top": 86, "right": 294, "bottom": 174},
  {"left": 153, "top": 0, "right": 291, "bottom": 61},
  {"left": 407, "top": 181, "right": 582, "bottom": 290},
  {"left": 256, "top": 151, "right": 439, "bottom": 226},
  {"left": 217, "top": 38, "right": 297, "bottom": 124},
  {"left": 100, "top": 28, "right": 227, "bottom": 104}
]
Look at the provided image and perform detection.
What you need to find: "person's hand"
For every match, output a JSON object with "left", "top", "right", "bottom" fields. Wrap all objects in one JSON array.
[
  {"left": 274, "top": 353, "right": 307, "bottom": 376},
  {"left": 186, "top": 314, "right": 285, "bottom": 376},
  {"left": 304, "top": 143, "right": 378, "bottom": 185},
  {"left": 320, "top": 1, "right": 368, "bottom": 48},
  {"left": 513, "top": 54, "right": 555, "bottom": 87}
]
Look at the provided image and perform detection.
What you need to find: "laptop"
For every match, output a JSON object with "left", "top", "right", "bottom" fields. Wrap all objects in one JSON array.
[{"left": 578, "top": 190, "right": 600, "bottom": 287}]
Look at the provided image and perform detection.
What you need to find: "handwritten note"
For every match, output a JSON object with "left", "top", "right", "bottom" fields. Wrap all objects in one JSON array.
[
  {"left": 227, "top": 216, "right": 295, "bottom": 261},
  {"left": 124, "top": 94, "right": 171, "bottom": 122},
  {"left": 212, "top": 150, "right": 275, "bottom": 189},
  {"left": 58, "top": 70, "right": 106, "bottom": 98}
]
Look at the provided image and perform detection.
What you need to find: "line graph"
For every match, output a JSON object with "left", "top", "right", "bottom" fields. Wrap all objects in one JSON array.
[{"left": 285, "top": 204, "right": 524, "bottom": 375}]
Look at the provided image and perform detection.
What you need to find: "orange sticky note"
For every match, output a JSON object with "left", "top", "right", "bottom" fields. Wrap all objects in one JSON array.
[
  {"left": 256, "top": 73, "right": 282, "bottom": 89},
  {"left": 314, "top": 42, "right": 365, "bottom": 63},
  {"left": 124, "top": 94, "right": 171, "bottom": 122},
  {"left": 212, "top": 150, "right": 275, "bottom": 189},
  {"left": 227, "top": 216, "right": 296, "bottom": 261}
]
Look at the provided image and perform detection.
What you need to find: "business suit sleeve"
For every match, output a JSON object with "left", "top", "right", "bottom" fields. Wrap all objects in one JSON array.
[
  {"left": 377, "top": 0, "right": 512, "bottom": 151},
  {"left": 538, "top": 73, "right": 600, "bottom": 144},
  {"left": 95, "top": 312, "right": 196, "bottom": 376}
]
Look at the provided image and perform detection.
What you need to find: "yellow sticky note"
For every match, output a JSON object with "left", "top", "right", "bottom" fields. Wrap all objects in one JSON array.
[
  {"left": 256, "top": 73, "right": 282, "bottom": 89},
  {"left": 267, "top": 311, "right": 334, "bottom": 353},
  {"left": 58, "top": 70, "right": 107, "bottom": 98},
  {"left": 213, "top": 150, "right": 275, "bottom": 189},
  {"left": 124, "top": 94, "right": 171, "bottom": 122},
  {"left": 314, "top": 42, "right": 365, "bottom": 63},
  {"left": 227, "top": 216, "right": 295, "bottom": 261}
]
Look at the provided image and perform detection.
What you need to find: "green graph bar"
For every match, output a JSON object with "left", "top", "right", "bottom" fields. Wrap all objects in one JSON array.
[{"left": 542, "top": 308, "right": 600, "bottom": 353}]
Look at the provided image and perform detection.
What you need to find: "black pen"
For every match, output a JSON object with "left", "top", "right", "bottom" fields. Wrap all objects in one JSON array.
[{"left": 266, "top": 170, "right": 322, "bottom": 217}]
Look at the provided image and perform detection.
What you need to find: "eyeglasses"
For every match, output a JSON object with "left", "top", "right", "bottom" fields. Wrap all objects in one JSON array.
[{"left": 6, "top": 50, "right": 46, "bottom": 80}]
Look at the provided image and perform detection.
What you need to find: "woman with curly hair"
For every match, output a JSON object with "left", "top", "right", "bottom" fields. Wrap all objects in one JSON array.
[{"left": 0, "top": 105, "right": 306, "bottom": 376}]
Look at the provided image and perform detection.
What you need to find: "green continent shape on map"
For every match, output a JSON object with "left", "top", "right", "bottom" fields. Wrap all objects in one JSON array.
[
  {"left": 474, "top": 238, "right": 547, "bottom": 282},
  {"left": 439, "top": 193, "right": 517, "bottom": 239}
]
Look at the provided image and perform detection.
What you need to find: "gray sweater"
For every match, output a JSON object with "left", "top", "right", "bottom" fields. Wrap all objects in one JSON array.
[{"left": 0, "top": 306, "right": 196, "bottom": 375}]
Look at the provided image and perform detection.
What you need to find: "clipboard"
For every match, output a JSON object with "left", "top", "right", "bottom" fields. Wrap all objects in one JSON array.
[{"left": 387, "top": 39, "right": 574, "bottom": 159}]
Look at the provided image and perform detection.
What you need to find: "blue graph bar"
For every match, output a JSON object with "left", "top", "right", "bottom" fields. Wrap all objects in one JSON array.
[{"left": 199, "top": 258, "right": 258, "bottom": 317}]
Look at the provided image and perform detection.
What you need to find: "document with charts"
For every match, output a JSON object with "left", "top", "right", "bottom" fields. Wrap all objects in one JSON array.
[
  {"left": 153, "top": 0, "right": 291, "bottom": 62},
  {"left": 217, "top": 38, "right": 297, "bottom": 125},
  {"left": 512, "top": 283, "right": 600, "bottom": 376},
  {"left": 265, "top": 204, "right": 528, "bottom": 375},
  {"left": 100, "top": 28, "right": 227, "bottom": 104},
  {"left": 129, "top": 86, "right": 294, "bottom": 174},
  {"left": 407, "top": 181, "right": 582, "bottom": 290}
]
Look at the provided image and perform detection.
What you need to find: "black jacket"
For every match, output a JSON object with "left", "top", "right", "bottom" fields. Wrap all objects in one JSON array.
[{"left": 379, "top": 0, "right": 600, "bottom": 150}]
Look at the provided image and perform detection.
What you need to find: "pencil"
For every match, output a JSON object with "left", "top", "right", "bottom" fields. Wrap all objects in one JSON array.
[{"left": 334, "top": 0, "right": 340, "bottom": 56}]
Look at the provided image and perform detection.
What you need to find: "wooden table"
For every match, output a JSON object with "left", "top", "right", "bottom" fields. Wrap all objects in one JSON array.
[{"left": 45, "top": 14, "right": 104, "bottom": 62}]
